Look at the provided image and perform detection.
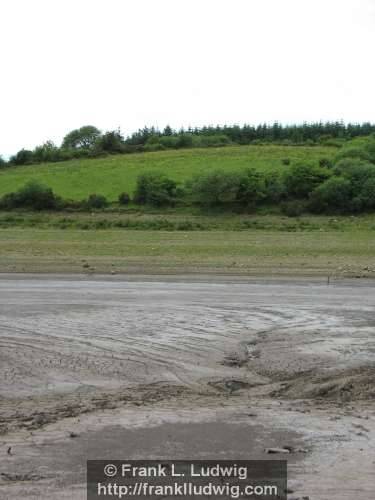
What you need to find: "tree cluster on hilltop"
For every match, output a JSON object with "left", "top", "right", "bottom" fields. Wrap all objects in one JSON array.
[{"left": 2, "top": 121, "right": 375, "bottom": 168}]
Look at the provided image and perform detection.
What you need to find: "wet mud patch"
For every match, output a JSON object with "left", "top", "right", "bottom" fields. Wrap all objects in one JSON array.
[
  {"left": 272, "top": 366, "right": 375, "bottom": 402},
  {"left": 0, "top": 384, "right": 194, "bottom": 435},
  {"left": 207, "top": 379, "right": 254, "bottom": 393}
]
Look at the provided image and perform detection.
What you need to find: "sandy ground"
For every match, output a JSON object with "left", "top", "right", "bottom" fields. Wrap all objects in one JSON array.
[{"left": 0, "top": 275, "right": 374, "bottom": 499}]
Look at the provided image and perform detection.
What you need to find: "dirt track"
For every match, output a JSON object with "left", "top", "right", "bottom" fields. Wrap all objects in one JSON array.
[{"left": 0, "top": 276, "right": 374, "bottom": 499}]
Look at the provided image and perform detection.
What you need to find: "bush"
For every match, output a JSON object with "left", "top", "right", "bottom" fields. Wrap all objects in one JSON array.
[
  {"left": 0, "top": 156, "right": 6, "bottom": 168},
  {"left": 85, "top": 194, "right": 108, "bottom": 209},
  {"left": 281, "top": 158, "right": 291, "bottom": 165},
  {"left": 363, "top": 139, "right": 375, "bottom": 163},
  {"left": 0, "top": 181, "right": 62, "bottom": 210},
  {"left": 158, "top": 136, "right": 180, "bottom": 149},
  {"left": 187, "top": 169, "right": 266, "bottom": 208},
  {"left": 188, "top": 171, "right": 242, "bottom": 208},
  {"left": 309, "top": 177, "right": 353, "bottom": 213},
  {"left": 319, "top": 158, "right": 333, "bottom": 168},
  {"left": 197, "top": 135, "right": 231, "bottom": 147},
  {"left": 118, "top": 192, "right": 130, "bottom": 205},
  {"left": 33, "top": 141, "right": 61, "bottom": 163},
  {"left": 9, "top": 149, "right": 34, "bottom": 166},
  {"left": 134, "top": 172, "right": 179, "bottom": 206},
  {"left": 95, "top": 130, "right": 124, "bottom": 153},
  {"left": 334, "top": 148, "right": 372, "bottom": 164},
  {"left": 263, "top": 172, "right": 285, "bottom": 203},
  {"left": 334, "top": 159, "right": 375, "bottom": 189},
  {"left": 283, "top": 162, "right": 331, "bottom": 199}
]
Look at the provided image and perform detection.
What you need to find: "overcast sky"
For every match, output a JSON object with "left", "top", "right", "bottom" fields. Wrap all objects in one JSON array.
[{"left": 1, "top": 0, "right": 374, "bottom": 156}]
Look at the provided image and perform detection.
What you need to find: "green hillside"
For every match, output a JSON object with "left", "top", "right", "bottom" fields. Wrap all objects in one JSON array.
[{"left": 0, "top": 145, "right": 335, "bottom": 201}]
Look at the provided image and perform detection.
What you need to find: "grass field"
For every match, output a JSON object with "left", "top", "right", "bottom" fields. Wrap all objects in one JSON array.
[
  {"left": 0, "top": 213, "right": 374, "bottom": 276},
  {"left": 0, "top": 144, "right": 335, "bottom": 201}
]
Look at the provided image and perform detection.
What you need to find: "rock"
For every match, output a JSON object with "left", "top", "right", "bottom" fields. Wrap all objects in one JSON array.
[
  {"left": 265, "top": 447, "right": 291, "bottom": 454},
  {"left": 69, "top": 432, "right": 79, "bottom": 438}
]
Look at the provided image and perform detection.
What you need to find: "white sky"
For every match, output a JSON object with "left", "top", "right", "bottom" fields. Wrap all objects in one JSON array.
[{"left": 0, "top": 0, "right": 374, "bottom": 156}]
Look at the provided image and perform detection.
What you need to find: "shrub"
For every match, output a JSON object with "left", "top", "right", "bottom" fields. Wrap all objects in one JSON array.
[
  {"left": 319, "top": 158, "right": 333, "bottom": 168},
  {"left": 188, "top": 170, "right": 242, "bottom": 208},
  {"left": 0, "top": 156, "right": 6, "bottom": 168},
  {"left": 353, "top": 176, "right": 375, "bottom": 211},
  {"left": 177, "top": 134, "right": 195, "bottom": 148},
  {"left": 0, "top": 181, "right": 62, "bottom": 210},
  {"left": 197, "top": 135, "right": 231, "bottom": 147},
  {"left": 263, "top": 172, "right": 285, "bottom": 203},
  {"left": 281, "top": 158, "right": 291, "bottom": 165},
  {"left": 143, "top": 143, "right": 165, "bottom": 152},
  {"left": 9, "top": 149, "right": 34, "bottom": 166},
  {"left": 187, "top": 169, "right": 266, "bottom": 208},
  {"left": 363, "top": 140, "right": 375, "bottom": 163},
  {"left": 334, "top": 148, "right": 372, "bottom": 164},
  {"left": 33, "top": 141, "right": 61, "bottom": 163},
  {"left": 334, "top": 159, "right": 375, "bottom": 189},
  {"left": 236, "top": 169, "right": 267, "bottom": 207},
  {"left": 158, "top": 136, "right": 180, "bottom": 149},
  {"left": 85, "top": 194, "right": 108, "bottom": 209},
  {"left": 309, "top": 177, "right": 353, "bottom": 213},
  {"left": 283, "top": 162, "right": 331, "bottom": 199},
  {"left": 95, "top": 130, "right": 124, "bottom": 153},
  {"left": 134, "top": 172, "right": 179, "bottom": 206},
  {"left": 118, "top": 192, "right": 130, "bottom": 205}
]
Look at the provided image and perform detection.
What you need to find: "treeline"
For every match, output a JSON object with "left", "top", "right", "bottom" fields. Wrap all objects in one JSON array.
[
  {"left": 2, "top": 137, "right": 375, "bottom": 215},
  {"left": 2, "top": 121, "right": 375, "bottom": 167}
]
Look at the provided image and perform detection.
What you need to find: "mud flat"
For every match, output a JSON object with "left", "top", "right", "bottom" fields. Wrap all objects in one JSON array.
[{"left": 0, "top": 276, "right": 375, "bottom": 499}]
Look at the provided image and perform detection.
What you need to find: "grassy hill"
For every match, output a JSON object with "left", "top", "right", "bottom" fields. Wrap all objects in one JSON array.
[{"left": 0, "top": 144, "right": 335, "bottom": 201}]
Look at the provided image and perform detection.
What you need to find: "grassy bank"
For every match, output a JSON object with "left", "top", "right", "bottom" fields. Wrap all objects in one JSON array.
[
  {"left": 0, "top": 145, "right": 335, "bottom": 201},
  {"left": 0, "top": 211, "right": 374, "bottom": 231},
  {"left": 1, "top": 214, "right": 374, "bottom": 276}
]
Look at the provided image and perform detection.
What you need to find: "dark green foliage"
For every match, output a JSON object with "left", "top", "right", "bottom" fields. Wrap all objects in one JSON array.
[
  {"left": 133, "top": 172, "right": 179, "bottom": 206},
  {"left": 263, "top": 172, "right": 285, "bottom": 203},
  {"left": 10, "top": 149, "right": 34, "bottom": 166},
  {"left": 334, "top": 159, "right": 375, "bottom": 189},
  {"left": 309, "top": 177, "right": 353, "bottom": 213},
  {"left": 0, "top": 156, "right": 6, "bottom": 168},
  {"left": 95, "top": 130, "right": 125, "bottom": 153},
  {"left": 283, "top": 162, "right": 331, "bottom": 199},
  {"left": 118, "top": 192, "right": 130, "bottom": 205},
  {"left": 158, "top": 136, "right": 180, "bottom": 149},
  {"left": 319, "top": 158, "right": 333, "bottom": 168},
  {"left": 281, "top": 158, "right": 291, "bottom": 165},
  {"left": 363, "top": 140, "right": 375, "bottom": 163},
  {"left": 0, "top": 181, "right": 62, "bottom": 210},
  {"left": 126, "top": 122, "right": 375, "bottom": 148},
  {"left": 33, "top": 141, "right": 61, "bottom": 163},
  {"left": 85, "top": 194, "right": 108, "bottom": 209},
  {"left": 4, "top": 122, "right": 375, "bottom": 168},
  {"left": 280, "top": 200, "right": 306, "bottom": 217},
  {"left": 197, "top": 135, "right": 231, "bottom": 147},
  {"left": 187, "top": 169, "right": 266, "bottom": 208},
  {"left": 355, "top": 176, "right": 375, "bottom": 210},
  {"left": 187, "top": 171, "right": 243, "bottom": 208},
  {"left": 62, "top": 125, "right": 101, "bottom": 149},
  {"left": 334, "top": 148, "right": 373, "bottom": 164}
]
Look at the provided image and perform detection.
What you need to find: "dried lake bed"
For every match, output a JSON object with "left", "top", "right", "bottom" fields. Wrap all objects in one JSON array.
[{"left": 0, "top": 275, "right": 374, "bottom": 499}]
